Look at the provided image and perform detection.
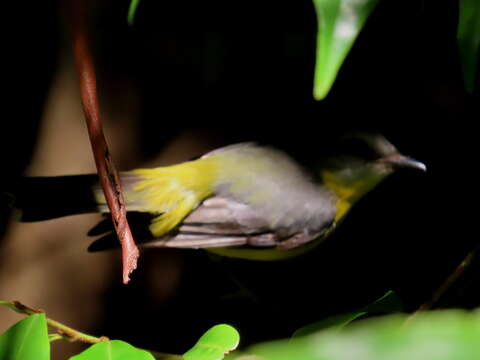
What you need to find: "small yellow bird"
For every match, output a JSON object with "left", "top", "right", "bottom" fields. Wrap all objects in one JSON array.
[{"left": 11, "top": 133, "right": 425, "bottom": 260}]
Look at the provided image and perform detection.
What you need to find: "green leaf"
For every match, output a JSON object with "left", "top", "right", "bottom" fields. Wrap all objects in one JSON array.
[
  {"left": 312, "top": 0, "right": 380, "bottom": 100},
  {"left": 291, "top": 290, "right": 402, "bottom": 338},
  {"left": 292, "top": 311, "right": 367, "bottom": 338},
  {"left": 229, "top": 310, "right": 480, "bottom": 360},
  {"left": 183, "top": 324, "right": 240, "bottom": 360},
  {"left": 127, "top": 0, "right": 141, "bottom": 26},
  {"left": 458, "top": 0, "right": 480, "bottom": 93},
  {"left": 69, "top": 340, "right": 154, "bottom": 360},
  {"left": 0, "top": 313, "right": 50, "bottom": 360},
  {"left": 362, "top": 290, "right": 403, "bottom": 314}
]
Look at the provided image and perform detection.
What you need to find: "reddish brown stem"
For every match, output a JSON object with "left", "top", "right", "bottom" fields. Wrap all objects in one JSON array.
[
  {"left": 417, "top": 252, "right": 474, "bottom": 312},
  {"left": 406, "top": 251, "right": 475, "bottom": 325},
  {"left": 68, "top": 0, "right": 139, "bottom": 283}
]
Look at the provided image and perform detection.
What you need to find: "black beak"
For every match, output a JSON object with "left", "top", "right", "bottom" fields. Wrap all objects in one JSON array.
[{"left": 379, "top": 153, "right": 427, "bottom": 172}]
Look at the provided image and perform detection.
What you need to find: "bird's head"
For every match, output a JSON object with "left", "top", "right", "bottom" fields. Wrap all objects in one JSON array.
[{"left": 320, "top": 133, "right": 426, "bottom": 220}]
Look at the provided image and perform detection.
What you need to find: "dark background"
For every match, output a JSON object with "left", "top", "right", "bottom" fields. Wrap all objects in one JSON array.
[{"left": 1, "top": 0, "right": 478, "bottom": 357}]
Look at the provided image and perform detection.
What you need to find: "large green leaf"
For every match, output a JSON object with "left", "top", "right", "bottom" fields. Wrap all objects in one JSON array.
[
  {"left": 183, "top": 324, "right": 240, "bottom": 360},
  {"left": 0, "top": 314, "right": 50, "bottom": 360},
  {"left": 312, "top": 0, "right": 380, "bottom": 100},
  {"left": 458, "top": 0, "right": 480, "bottom": 93},
  {"left": 69, "top": 340, "right": 154, "bottom": 360},
  {"left": 229, "top": 310, "right": 480, "bottom": 359}
]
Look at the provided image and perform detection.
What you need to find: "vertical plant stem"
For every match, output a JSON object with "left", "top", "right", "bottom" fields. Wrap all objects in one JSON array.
[{"left": 67, "top": 0, "right": 139, "bottom": 283}]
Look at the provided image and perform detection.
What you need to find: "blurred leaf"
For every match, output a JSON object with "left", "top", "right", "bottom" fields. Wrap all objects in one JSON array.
[
  {"left": 183, "top": 324, "right": 240, "bottom": 360},
  {"left": 229, "top": 310, "right": 480, "bottom": 359},
  {"left": 127, "top": 0, "right": 141, "bottom": 26},
  {"left": 292, "top": 311, "right": 367, "bottom": 338},
  {"left": 458, "top": 0, "right": 480, "bottom": 93},
  {"left": 0, "top": 313, "right": 50, "bottom": 360},
  {"left": 362, "top": 290, "right": 403, "bottom": 314},
  {"left": 69, "top": 340, "right": 154, "bottom": 360},
  {"left": 292, "top": 290, "right": 402, "bottom": 338},
  {"left": 312, "top": 0, "right": 380, "bottom": 100}
]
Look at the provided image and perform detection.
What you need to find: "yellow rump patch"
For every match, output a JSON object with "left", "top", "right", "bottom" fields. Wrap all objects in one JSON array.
[{"left": 129, "top": 157, "right": 218, "bottom": 237}]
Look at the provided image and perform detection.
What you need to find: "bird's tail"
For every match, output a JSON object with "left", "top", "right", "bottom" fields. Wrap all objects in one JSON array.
[{"left": 7, "top": 175, "right": 100, "bottom": 222}]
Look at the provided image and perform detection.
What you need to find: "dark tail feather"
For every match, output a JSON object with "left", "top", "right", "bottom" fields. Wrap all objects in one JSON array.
[
  {"left": 87, "top": 212, "right": 155, "bottom": 252},
  {"left": 10, "top": 175, "right": 100, "bottom": 222}
]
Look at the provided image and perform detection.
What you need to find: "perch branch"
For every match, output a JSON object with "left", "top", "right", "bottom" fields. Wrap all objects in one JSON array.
[{"left": 67, "top": 0, "right": 139, "bottom": 283}]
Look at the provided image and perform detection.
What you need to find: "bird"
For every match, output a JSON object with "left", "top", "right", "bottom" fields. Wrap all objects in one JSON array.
[{"left": 9, "top": 133, "right": 426, "bottom": 261}]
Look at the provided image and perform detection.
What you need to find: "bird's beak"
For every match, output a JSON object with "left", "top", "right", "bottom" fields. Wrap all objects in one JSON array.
[{"left": 378, "top": 153, "right": 427, "bottom": 172}]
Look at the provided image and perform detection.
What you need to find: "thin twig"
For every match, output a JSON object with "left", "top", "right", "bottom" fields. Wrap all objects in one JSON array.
[
  {"left": 48, "top": 333, "right": 65, "bottom": 343},
  {"left": 406, "top": 251, "right": 475, "bottom": 324},
  {"left": 0, "top": 300, "right": 106, "bottom": 344},
  {"left": 67, "top": 0, "right": 139, "bottom": 283},
  {"left": 1, "top": 300, "right": 182, "bottom": 359}
]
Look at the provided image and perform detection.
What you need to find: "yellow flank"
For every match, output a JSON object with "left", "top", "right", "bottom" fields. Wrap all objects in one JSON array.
[
  {"left": 208, "top": 233, "right": 328, "bottom": 260},
  {"left": 129, "top": 157, "right": 218, "bottom": 237}
]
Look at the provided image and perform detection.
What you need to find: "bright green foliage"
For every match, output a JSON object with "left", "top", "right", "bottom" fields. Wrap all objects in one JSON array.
[
  {"left": 69, "top": 340, "right": 154, "bottom": 360},
  {"left": 312, "top": 0, "right": 380, "bottom": 100},
  {"left": 458, "top": 0, "right": 480, "bottom": 93},
  {"left": 0, "top": 314, "right": 50, "bottom": 360},
  {"left": 229, "top": 310, "right": 480, "bottom": 359},
  {"left": 183, "top": 324, "right": 240, "bottom": 360},
  {"left": 127, "top": 0, "right": 141, "bottom": 26}
]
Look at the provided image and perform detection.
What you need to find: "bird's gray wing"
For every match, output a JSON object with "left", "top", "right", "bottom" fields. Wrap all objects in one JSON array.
[
  {"left": 88, "top": 196, "right": 276, "bottom": 251},
  {"left": 143, "top": 196, "right": 277, "bottom": 249},
  {"left": 88, "top": 196, "right": 328, "bottom": 251}
]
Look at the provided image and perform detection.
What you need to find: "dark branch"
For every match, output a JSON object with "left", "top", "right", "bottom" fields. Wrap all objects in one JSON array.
[{"left": 67, "top": 0, "right": 139, "bottom": 283}]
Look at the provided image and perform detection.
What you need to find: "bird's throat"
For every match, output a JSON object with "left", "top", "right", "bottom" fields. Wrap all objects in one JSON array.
[{"left": 320, "top": 169, "right": 388, "bottom": 223}]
